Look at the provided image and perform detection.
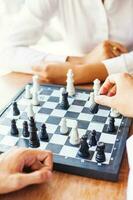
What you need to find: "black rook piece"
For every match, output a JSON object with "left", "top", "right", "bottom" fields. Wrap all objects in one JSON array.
[
  {"left": 96, "top": 142, "right": 106, "bottom": 163},
  {"left": 89, "top": 130, "right": 97, "bottom": 147},
  {"left": 107, "top": 117, "right": 116, "bottom": 133},
  {"left": 40, "top": 124, "right": 49, "bottom": 141},
  {"left": 89, "top": 102, "right": 99, "bottom": 114},
  {"left": 10, "top": 119, "right": 19, "bottom": 136},
  {"left": 60, "top": 91, "right": 69, "bottom": 110},
  {"left": 13, "top": 101, "right": 20, "bottom": 116},
  {"left": 22, "top": 121, "right": 29, "bottom": 137},
  {"left": 29, "top": 118, "right": 40, "bottom": 148},
  {"left": 78, "top": 135, "right": 90, "bottom": 158}
]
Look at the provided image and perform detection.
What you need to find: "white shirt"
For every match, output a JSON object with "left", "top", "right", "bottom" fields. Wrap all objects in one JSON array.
[{"left": 1, "top": 0, "right": 133, "bottom": 74}]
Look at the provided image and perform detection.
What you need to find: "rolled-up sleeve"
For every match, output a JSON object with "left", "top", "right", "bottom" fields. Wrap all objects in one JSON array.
[{"left": 102, "top": 52, "right": 133, "bottom": 75}]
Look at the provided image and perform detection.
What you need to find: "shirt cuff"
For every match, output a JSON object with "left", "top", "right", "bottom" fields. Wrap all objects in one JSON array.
[
  {"left": 102, "top": 55, "right": 128, "bottom": 74},
  {"left": 45, "top": 54, "right": 67, "bottom": 63}
]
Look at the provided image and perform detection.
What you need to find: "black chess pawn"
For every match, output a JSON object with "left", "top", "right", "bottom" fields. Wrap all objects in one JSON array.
[
  {"left": 95, "top": 142, "right": 106, "bottom": 163},
  {"left": 22, "top": 121, "right": 29, "bottom": 137},
  {"left": 29, "top": 119, "right": 40, "bottom": 148},
  {"left": 89, "top": 130, "right": 97, "bottom": 147},
  {"left": 107, "top": 117, "right": 116, "bottom": 133},
  {"left": 10, "top": 119, "right": 19, "bottom": 136},
  {"left": 78, "top": 136, "right": 90, "bottom": 158},
  {"left": 89, "top": 102, "right": 99, "bottom": 114},
  {"left": 13, "top": 101, "right": 20, "bottom": 116},
  {"left": 60, "top": 91, "right": 69, "bottom": 110},
  {"left": 40, "top": 124, "right": 49, "bottom": 142}
]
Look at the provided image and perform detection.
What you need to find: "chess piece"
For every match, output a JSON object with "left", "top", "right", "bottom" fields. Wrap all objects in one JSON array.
[
  {"left": 32, "top": 91, "right": 40, "bottom": 106},
  {"left": 27, "top": 103, "right": 34, "bottom": 118},
  {"left": 88, "top": 130, "right": 97, "bottom": 146},
  {"left": 10, "top": 119, "right": 19, "bottom": 136},
  {"left": 25, "top": 85, "right": 32, "bottom": 99},
  {"left": 22, "top": 121, "right": 29, "bottom": 137},
  {"left": 78, "top": 135, "right": 90, "bottom": 158},
  {"left": 96, "top": 142, "right": 106, "bottom": 163},
  {"left": 32, "top": 75, "right": 40, "bottom": 93},
  {"left": 12, "top": 102, "right": 20, "bottom": 117},
  {"left": 59, "top": 88, "right": 66, "bottom": 104},
  {"left": 107, "top": 117, "right": 116, "bottom": 132},
  {"left": 60, "top": 118, "right": 68, "bottom": 134},
  {"left": 88, "top": 92, "right": 95, "bottom": 105},
  {"left": 29, "top": 117, "right": 40, "bottom": 148},
  {"left": 69, "top": 123, "right": 80, "bottom": 145},
  {"left": 93, "top": 79, "right": 101, "bottom": 96},
  {"left": 60, "top": 90, "right": 69, "bottom": 110},
  {"left": 66, "top": 69, "right": 75, "bottom": 96},
  {"left": 89, "top": 102, "right": 99, "bottom": 114},
  {"left": 40, "top": 124, "right": 49, "bottom": 141},
  {"left": 110, "top": 108, "right": 121, "bottom": 118}
]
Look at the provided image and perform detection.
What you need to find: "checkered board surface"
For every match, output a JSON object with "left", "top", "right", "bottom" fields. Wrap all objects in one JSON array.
[{"left": 0, "top": 84, "right": 131, "bottom": 181}]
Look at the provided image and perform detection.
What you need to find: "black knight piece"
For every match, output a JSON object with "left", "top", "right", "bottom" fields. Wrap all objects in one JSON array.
[
  {"left": 10, "top": 119, "right": 19, "bottom": 136},
  {"left": 96, "top": 142, "right": 106, "bottom": 163},
  {"left": 22, "top": 121, "right": 29, "bottom": 137},
  {"left": 107, "top": 117, "right": 116, "bottom": 133},
  {"left": 88, "top": 130, "right": 97, "bottom": 147},
  {"left": 40, "top": 124, "right": 49, "bottom": 142},
  {"left": 60, "top": 91, "right": 69, "bottom": 110},
  {"left": 29, "top": 117, "right": 40, "bottom": 148},
  {"left": 13, "top": 101, "right": 20, "bottom": 116},
  {"left": 78, "top": 135, "right": 90, "bottom": 158}
]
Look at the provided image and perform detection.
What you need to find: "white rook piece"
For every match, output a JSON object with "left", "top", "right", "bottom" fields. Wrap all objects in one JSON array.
[
  {"left": 32, "top": 91, "right": 40, "bottom": 106},
  {"left": 69, "top": 122, "right": 80, "bottom": 145},
  {"left": 93, "top": 79, "right": 101, "bottom": 96},
  {"left": 60, "top": 118, "right": 68, "bottom": 134},
  {"left": 32, "top": 75, "right": 40, "bottom": 93},
  {"left": 25, "top": 85, "right": 32, "bottom": 99},
  {"left": 66, "top": 69, "right": 75, "bottom": 96},
  {"left": 27, "top": 103, "right": 34, "bottom": 118}
]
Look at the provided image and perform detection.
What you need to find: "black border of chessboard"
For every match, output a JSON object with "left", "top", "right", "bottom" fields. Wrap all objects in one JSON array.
[{"left": 0, "top": 83, "right": 132, "bottom": 182}]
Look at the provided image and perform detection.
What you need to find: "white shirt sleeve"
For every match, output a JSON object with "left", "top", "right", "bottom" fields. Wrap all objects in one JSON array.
[
  {"left": 0, "top": 0, "right": 67, "bottom": 74},
  {"left": 102, "top": 52, "right": 133, "bottom": 75},
  {"left": 126, "top": 135, "right": 133, "bottom": 200}
]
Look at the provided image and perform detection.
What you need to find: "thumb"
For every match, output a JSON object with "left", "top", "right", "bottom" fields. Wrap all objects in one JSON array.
[
  {"left": 12, "top": 168, "right": 52, "bottom": 191},
  {"left": 95, "top": 95, "right": 115, "bottom": 108}
]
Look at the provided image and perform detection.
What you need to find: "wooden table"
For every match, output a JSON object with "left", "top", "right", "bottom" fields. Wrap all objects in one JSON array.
[{"left": 0, "top": 72, "right": 131, "bottom": 200}]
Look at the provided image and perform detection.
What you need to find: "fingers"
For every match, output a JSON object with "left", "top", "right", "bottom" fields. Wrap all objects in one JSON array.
[
  {"left": 109, "top": 41, "right": 128, "bottom": 53},
  {"left": 108, "top": 85, "right": 116, "bottom": 96},
  {"left": 95, "top": 95, "right": 115, "bottom": 108}
]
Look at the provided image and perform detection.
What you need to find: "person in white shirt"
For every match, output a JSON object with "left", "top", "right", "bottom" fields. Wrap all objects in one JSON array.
[
  {"left": 95, "top": 73, "right": 133, "bottom": 200},
  {"left": 1, "top": 0, "right": 133, "bottom": 84}
]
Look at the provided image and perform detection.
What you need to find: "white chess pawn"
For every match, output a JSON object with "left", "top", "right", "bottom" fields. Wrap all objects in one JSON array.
[
  {"left": 59, "top": 88, "right": 66, "bottom": 103},
  {"left": 66, "top": 69, "right": 75, "bottom": 96},
  {"left": 60, "top": 118, "right": 68, "bottom": 134},
  {"left": 32, "top": 91, "right": 40, "bottom": 106},
  {"left": 69, "top": 122, "right": 80, "bottom": 145},
  {"left": 88, "top": 92, "right": 95, "bottom": 106},
  {"left": 32, "top": 75, "right": 40, "bottom": 93},
  {"left": 25, "top": 85, "right": 32, "bottom": 99},
  {"left": 110, "top": 108, "right": 121, "bottom": 118},
  {"left": 93, "top": 79, "right": 101, "bottom": 96},
  {"left": 27, "top": 103, "right": 34, "bottom": 118}
]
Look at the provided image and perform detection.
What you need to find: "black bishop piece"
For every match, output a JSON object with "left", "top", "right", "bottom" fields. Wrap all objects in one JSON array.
[
  {"left": 10, "top": 119, "right": 19, "bottom": 136},
  {"left": 29, "top": 117, "right": 40, "bottom": 148},
  {"left": 40, "top": 124, "right": 49, "bottom": 142},
  {"left": 88, "top": 130, "right": 97, "bottom": 147},
  {"left": 60, "top": 91, "right": 69, "bottom": 110},
  {"left": 107, "top": 117, "right": 116, "bottom": 133},
  {"left": 95, "top": 142, "right": 106, "bottom": 163},
  {"left": 78, "top": 135, "right": 90, "bottom": 158},
  {"left": 13, "top": 101, "right": 20, "bottom": 116}
]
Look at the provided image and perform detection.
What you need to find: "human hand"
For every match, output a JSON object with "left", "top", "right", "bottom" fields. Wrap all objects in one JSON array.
[
  {"left": 95, "top": 73, "right": 133, "bottom": 117},
  {"left": 83, "top": 40, "right": 127, "bottom": 64},
  {"left": 0, "top": 148, "right": 53, "bottom": 194}
]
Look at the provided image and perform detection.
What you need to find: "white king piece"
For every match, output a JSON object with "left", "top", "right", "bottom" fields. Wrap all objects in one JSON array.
[{"left": 66, "top": 69, "right": 75, "bottom": 97}]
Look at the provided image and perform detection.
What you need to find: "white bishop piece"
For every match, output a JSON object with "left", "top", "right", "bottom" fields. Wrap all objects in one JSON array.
[
  {"left": 60, "top": 118, "right": 68, "bottom": 134},
  {"left": 25, "top": 85, "right": 32, "bottom": 99},
  {"left": 32, "top": 91, "right": 40, "bottom": 106},
  {"left": 93, "top": 79, "right": 101, "bottom": 96},
  {"left": 27, "top": 103, "right": 34, "bottom": 118},
  {"left": 66, "top": 69, "right": 75, "bottom": 96},
  {"left": 69, "top": 121, "right": 80, "bottom": 145}
]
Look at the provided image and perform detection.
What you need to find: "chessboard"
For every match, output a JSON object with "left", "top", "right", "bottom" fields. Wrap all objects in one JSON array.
[{"left": 0, "top": 83, "right": 131, "bottom": 181}]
